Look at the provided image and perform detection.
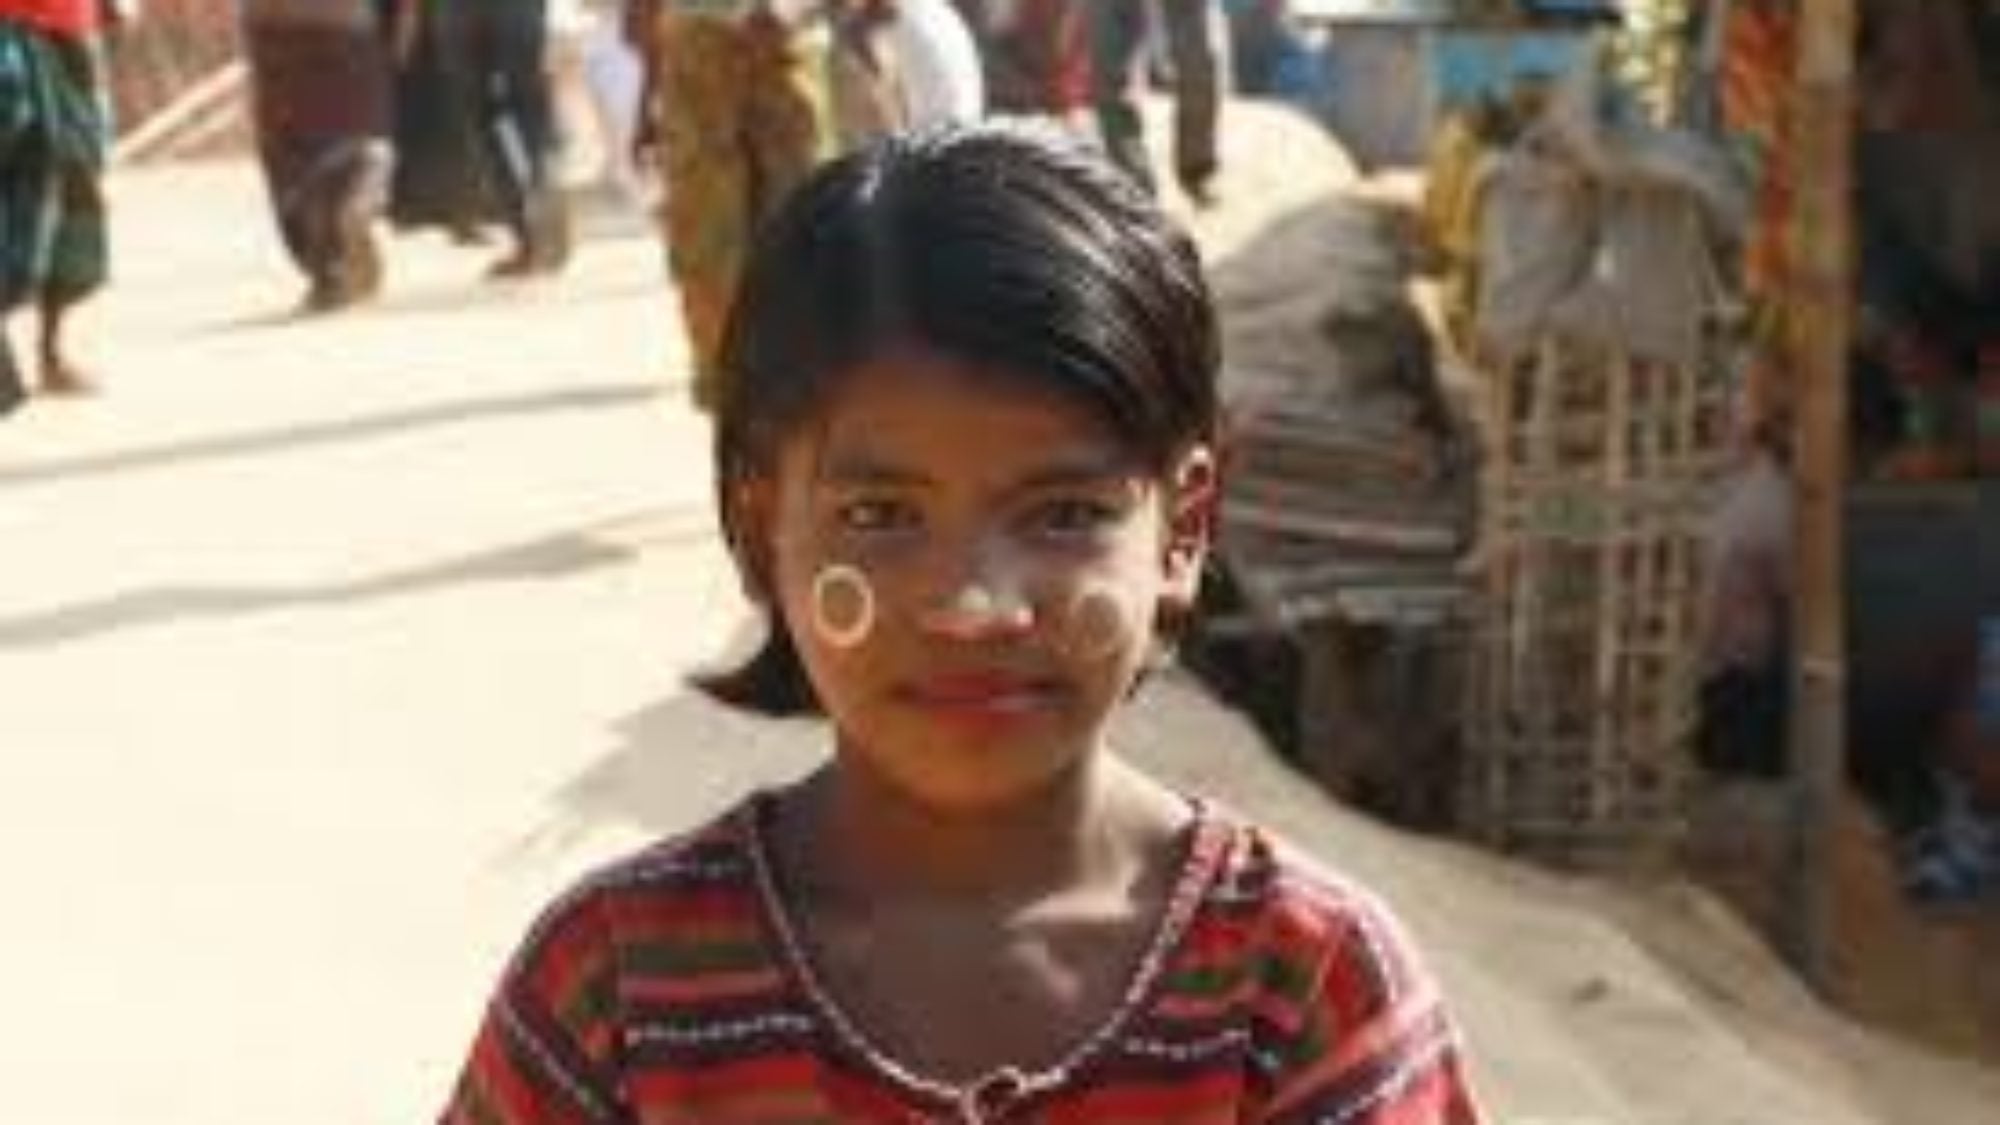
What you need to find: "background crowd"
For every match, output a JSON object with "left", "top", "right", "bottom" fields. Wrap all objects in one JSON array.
[{"left": 2, "top": 0, "right": 1341, "bottom": 418}]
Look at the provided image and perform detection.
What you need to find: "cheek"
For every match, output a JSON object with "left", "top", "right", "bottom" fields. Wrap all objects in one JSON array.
[
  {"left": 776, "top": 544, "right": 896, "bottom": 664},
  {"left": 1053, "top": 580, "right": 1151, "bottom": 666},
  {"left": 805, "top": 563, "right": 879, "bottom": 651}
]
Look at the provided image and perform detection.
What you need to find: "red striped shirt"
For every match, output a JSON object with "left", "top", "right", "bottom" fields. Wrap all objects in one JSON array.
[{"left": 440, "top": 793, "right": 1486, "bottom": 1123}]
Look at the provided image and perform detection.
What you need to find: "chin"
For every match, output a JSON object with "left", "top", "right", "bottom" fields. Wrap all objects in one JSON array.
[{"left": 863, "top": 727, "right": 1095, "bottom": 813}]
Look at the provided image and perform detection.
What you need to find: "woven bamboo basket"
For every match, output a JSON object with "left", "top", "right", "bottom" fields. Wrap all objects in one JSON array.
[{"left": 1462, "top": 335, "right": 1731, "bottom": 866}]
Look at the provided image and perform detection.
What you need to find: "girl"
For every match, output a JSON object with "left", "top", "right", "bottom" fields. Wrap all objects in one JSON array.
[{"left": 440, "top": 122, "right": 1484, "bottom": 1124}]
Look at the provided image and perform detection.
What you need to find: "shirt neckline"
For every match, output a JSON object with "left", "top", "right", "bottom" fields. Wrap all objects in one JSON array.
[{"left": 736, "top": 786, "right": 1228, "bottom": 1121}]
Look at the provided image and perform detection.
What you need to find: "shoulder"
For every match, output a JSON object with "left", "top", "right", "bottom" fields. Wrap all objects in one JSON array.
[
  {"left": 1204, "top": 811, "right": 1432, "bottom": 994},
  {"left": 439, "top": 803, "right": 781, "bottom": 1122},
  {"left": 1193, "top": 809, "right": 1484, "bottom": 1122},
  {"left": 503, "top": 802, "right": 759, "bottom": 984}
]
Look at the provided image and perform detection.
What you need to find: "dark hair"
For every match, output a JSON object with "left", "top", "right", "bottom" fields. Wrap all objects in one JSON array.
[{"left": 695, "top": 122, "right": 1220, "bottom": 715}]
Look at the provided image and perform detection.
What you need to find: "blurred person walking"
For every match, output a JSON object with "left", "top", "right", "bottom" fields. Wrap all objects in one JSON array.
[
  {"left": 825, "top": 0, "right": 983, "bottom": 150},
  {"left": 387, "top": 0, "right": 570, "bottom": 278},
  {"left": 953, "top": 0, "right": 1088, "bottom": 119},
  {"left": 1087, "top": 0, "right": 1220, "bottom": 204},
  {"left": 0, "top": 0, "right": 122, "bottom": 415},
  {"left": 380, "top": 0, "right": 506, "bottom": 245},
  {"left": 574, "top": 0, "right": 651, "bottom": 207},
  {"left": 627, "top": 0, "right": 826, "bottom": 411},
  {"left": 243, "top": 0, "right": 394, "bottom": 313}
]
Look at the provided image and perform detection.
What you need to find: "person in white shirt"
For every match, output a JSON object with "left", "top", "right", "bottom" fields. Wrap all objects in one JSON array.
[
  {"left": 827, "top": 0, "right": 984, "bottom": 150},
  {"left": 892, "top": 0, "right": 984, "bottom": 127},
  {"left": 548, "top": 0, "right": 650, "bottom": 206}
]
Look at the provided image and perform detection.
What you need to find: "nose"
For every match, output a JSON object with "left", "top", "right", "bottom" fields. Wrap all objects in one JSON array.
[{"left": 914, "top": 550, "right": 1036, "bottom": 641}]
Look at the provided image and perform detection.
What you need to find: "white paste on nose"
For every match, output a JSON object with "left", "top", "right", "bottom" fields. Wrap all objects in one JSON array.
[{"left": 920, "top": 578, "right": 1034, "bottom": 637}]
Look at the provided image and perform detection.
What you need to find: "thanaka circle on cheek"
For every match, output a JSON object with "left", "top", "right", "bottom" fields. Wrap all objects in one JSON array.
[
  {"left": 810, "top": 563, "right": 877, "bottom": 651},
  {"left": 1059, "top": 584, "right": 1134, "bottom": 665}
]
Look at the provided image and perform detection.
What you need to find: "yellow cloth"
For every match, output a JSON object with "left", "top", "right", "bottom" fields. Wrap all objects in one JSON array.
[{"left": 642, "top": 11, "right": 829, "bottom": 407}]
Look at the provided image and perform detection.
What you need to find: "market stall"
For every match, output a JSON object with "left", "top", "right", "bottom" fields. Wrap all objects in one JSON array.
[
  {"left": 1673, "top": 0, "right": 1999, "bottom": 1050},
  {"left": 1689, "top": 0, "right": 1999, "bottom": 904}
]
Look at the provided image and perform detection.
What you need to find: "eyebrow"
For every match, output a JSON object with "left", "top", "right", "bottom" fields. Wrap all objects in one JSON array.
[{"left": 815, "top": 450, "right": 1139, "bottom": 492}]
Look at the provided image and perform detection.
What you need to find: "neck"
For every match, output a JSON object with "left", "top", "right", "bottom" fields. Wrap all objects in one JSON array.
[{"left": 780, "top": 756, "right": 1183, "bottom": 906}]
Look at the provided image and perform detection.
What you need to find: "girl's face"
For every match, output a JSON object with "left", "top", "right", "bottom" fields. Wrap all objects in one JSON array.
[{"left": 739, "top": 350, "right": 1214, "bottom": 813}]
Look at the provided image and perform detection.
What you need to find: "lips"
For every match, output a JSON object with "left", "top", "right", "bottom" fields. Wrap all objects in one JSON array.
[{"left": 896, "top": 671, "right": 1063, "bottom": 721}]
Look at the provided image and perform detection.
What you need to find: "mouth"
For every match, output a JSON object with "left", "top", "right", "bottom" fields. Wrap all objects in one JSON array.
[{"left": 895, "top": 672, "right": 1065, "bottom": 724}]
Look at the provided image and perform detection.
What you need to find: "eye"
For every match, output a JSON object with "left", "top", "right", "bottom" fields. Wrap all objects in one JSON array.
[
  {"left": 834, "top": 497, "right": 919, "bottom": 535},
  {"left": 1029, "top": 497, "right": 1122, "bottom": 539}
]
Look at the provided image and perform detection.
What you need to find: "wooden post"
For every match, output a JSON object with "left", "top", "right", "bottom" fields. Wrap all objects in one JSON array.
[{"left": 1782, "top": 0, "right": 1857, "bottom": 994}]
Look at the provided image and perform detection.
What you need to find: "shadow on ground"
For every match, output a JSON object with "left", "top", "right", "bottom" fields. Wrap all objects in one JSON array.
[
  {"left": 0, "top": 506, "right": 711, "bottom": 649},
  {"left": 512, "top": 661, "right": 828, "bottom": 862},
  {"left": 0, "top": 384, "right": 656, "bottom": 489},
  {"left": 194, "top": 189, "right": 661, "bottom": 332}
]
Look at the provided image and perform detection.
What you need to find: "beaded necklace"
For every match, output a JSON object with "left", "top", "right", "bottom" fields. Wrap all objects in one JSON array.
[{"left": 740, "top": 790, "right": 1222, "bottom": 1123}]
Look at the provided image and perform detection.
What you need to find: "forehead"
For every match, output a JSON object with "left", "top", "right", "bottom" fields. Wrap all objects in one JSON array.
[{"left": 783, "top": 352, "right": 1138, "bottom": 486}]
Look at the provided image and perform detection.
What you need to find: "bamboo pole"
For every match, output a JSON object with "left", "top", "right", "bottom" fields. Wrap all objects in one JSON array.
[
  {"left": 1595, "top": 346, "right": 1634, "bottom": 833},
  {"left": 111, "top": 61, "right": 246, "bottom": 166},
  {"left": 1782, "top": 0, "right": 1856, "bottom": 994}
]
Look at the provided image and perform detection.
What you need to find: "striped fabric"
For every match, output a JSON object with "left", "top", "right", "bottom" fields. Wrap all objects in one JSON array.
[
  {"left": 0, "top": 19, "right": 106, "bottom": 315},
  {"left": 440, "top": 793, "right": 1485, "bottom": 1123},
  {"left": 1718, "top": 0, "right": 1797, "bottom": 298}
]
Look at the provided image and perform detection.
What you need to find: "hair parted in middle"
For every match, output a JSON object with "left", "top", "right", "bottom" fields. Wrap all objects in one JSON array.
[{"left": 697, "top": 120, "right": 1222, "bottom": 716}]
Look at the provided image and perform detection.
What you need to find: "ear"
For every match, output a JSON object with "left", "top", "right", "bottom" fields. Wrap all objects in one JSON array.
[
  {"left": 723, "top": 475, "right": 778, "bottom": 606},
  {"left": 1160, "top": 443, "right": 1218, "bottom": 611}
]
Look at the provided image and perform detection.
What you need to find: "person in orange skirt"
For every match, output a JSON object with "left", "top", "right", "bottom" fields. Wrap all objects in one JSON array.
[{"left": 628, "top": 0, "right": 827, "bottom": 412}]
